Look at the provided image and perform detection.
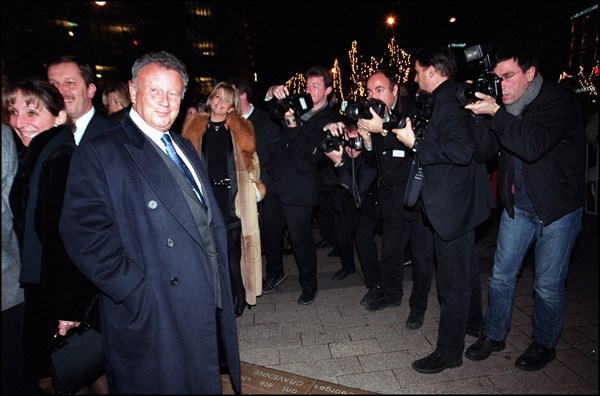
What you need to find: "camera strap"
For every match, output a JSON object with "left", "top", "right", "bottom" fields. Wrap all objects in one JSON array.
[{"left": 404, "top": 157, "right": 423, "bottom": 207}]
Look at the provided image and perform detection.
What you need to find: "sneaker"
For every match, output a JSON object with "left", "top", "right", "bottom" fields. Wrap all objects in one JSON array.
[
  {"left": 412, "top": 351, "right": 462, "bottom": 374},
  {"left": 360, "top": 285, "right": 383, "bottom": 305},
  {"left": 297, "top": 288, "right": 318, "bottom": 305},
  {"left": 365, "top": 297, "right": 401, "bottom": 312},
  {"left": 405, "top": 311, "right": 425, "bottom": 330},
  {"left": 515, "top": 342, "right": 556, "bottom": 371},
  {"left": 465, "top": 336, "right": 506, "bottom": 361},
  {"left": 262, "top": 273, "right": 286, "bottom": 294}
]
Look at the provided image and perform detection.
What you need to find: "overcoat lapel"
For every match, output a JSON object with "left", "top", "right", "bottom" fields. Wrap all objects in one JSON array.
[{"left": 121, "top": 117, "right": 206, "bottom": 247}]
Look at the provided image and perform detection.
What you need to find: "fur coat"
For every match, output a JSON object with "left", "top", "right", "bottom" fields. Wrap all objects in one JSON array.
[{"left": 183, "top": 112, "right": 265, "bottom": 305}]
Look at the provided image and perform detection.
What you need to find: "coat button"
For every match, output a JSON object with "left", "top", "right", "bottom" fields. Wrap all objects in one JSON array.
[
  {"left": 147, "top": 200, "right": 158, "bottom": 209},
  {"left": 170, "top": 277, "right": 179, "bottom": 285},
  {"left": 166, "top": 239, "right": 175, "bottom": 248}
]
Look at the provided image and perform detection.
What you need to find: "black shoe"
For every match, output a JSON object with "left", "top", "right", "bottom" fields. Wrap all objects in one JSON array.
[
  {"left": 465, "top": 336, "right": 506, "bottom": 361},
  {"left": 365, "top": 298, "right": 401, "bottom": 312},
  {"left": 412, "top": 351, "right": 463, "bottom": 374},
  {"left": 235, "top": 302, "right": 251, "bottom": 318},
  {"left": 297, "top": 288, "right": 318, "bottom": 305},
  {"left": 315, "top": 240, "right": 334, "bottom": 249},
  {"left": 330, "top": 268, "right": 355, "bottom": 281},
  {"left": 360, "top": 285, "right": 383, "bottom": 305},
  {"left": 405, "top": 311, "right": 425, "bottom": 330},
  {"left": 327, "top": 247, "right": 340, "bottom": 257},
  {"left": 262, "top": 273, "right": 287, "bottom": 294},
  {"left": 515, "top": 342, "right": 556, "bottom": 371}
]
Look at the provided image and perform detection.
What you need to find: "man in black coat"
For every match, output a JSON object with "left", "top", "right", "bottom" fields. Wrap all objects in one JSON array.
[
  {"left": 392, "top": 46, "right": 494, "bottom": 374},
  {"left": 464, "top": 43, "right": 586, "bottom": 371},
  {"left": 47, "top": 55, "right": 117, "bottom": 145},
  {"left": 354, "top": 69, "right": 435, "bottom": 332},
  {"left": 261, "top": 66, "right": 337, "bottom": 305}
]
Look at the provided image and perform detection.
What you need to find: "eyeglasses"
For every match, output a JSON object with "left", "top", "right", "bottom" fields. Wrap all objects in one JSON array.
[{"left": 497, "top": 70, "right": 522, "bottom": 82}]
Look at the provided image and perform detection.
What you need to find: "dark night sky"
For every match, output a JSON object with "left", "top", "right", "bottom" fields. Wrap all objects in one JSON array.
[
  {"left": 1, "top": 1, "right": 596, "bottom": 92},
  {"left": 243, "top": 1, "right": 597, "bottom": 87}
]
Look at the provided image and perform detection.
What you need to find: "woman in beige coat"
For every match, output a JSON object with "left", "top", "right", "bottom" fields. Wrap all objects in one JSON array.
[{"left": 183, "top": 82, "right": 265, "bottom": 316}]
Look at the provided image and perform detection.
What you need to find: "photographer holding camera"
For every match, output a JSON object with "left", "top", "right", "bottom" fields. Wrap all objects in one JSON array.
[
  {"left": 463, "top": 43, "right": 586, "bottom": 371},
  {"left": 392, "top": 46, "right": 494, "bottom": 374},
  {"left": 261, "top": 66, "right": 337, "bottom": 305},
  {"left": 319, "top": 121, "right": 380, "bottom": 288},
  {"left": 345, "top": 69, "right": 435, "bottom": 333}
]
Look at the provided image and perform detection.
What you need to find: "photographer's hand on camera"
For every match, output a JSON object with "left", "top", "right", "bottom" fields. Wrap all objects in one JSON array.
[
  {"left": 323, "top": 121, "right": 345, "bottom": 137},
  {"left": 324, "top": 144, "right": 344, "bottom": 167},
  {"left": 357, "top": 107, "right": 386, "bottom": 137},
  {"left": 266, "top": 84, "right": 290, "bottom": 101},
  {"left": 392, "top": 117, "right": 417, "bottom": 149},
  {"left": 464, "top": 91, "right": 501, "bottom": 117},
  {"left": 283, "top": 108, "right": 297, "bottom": 127}
]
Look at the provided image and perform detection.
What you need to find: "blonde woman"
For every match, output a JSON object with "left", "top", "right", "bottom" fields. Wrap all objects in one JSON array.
[{"left": 183, "top": 82, "right": 265, "bottom": 317}]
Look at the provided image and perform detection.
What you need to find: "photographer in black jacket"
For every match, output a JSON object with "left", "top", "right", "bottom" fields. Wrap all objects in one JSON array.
[
  {"left": 392, "top": 46, "right": 494, "bottom": 374},
  {"left": 319, "top": 121, "right": 380, "bottom": 290},
  {"left": 464, "top": 42, "right": 586, "bottom": 371},
  {"left": 350, "top": 69, "right": 435, "bottom": 332},
  {"left": 261, "top": 66, "right": 337, "bottom": 305}
]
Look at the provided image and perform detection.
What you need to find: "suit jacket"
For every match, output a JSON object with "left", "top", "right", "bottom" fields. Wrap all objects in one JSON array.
[
  {"left": 59, "top": 114, "right": 241, "bottom": 393},
  {"left": 416, "top": 80, "right": 494, "bottom": 241},
  {"left": 360, "top": 95, "right": 421, "bottom": 220},
  {"left": 267, "top": 103, "right": 337, "bottom": 206},
  {"left": 248, "top": 105, "right": 281, "bottom": 188},
  {"left": 82, "top": 109, "right": 119, "bottom": 143},
  {"left": 2, "top": 124, "right": 23, "bottom": 311}
]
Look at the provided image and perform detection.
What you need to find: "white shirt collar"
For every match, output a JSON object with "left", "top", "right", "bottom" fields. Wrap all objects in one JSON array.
[
  {"left": 74, "top": 106, "right": 95, "bottom": 145},
  {"left": 242, "top": 103, "right": 255, "bottom": 119},
  {"left": 129, "top": 108, "right": 169, "bottom": 149}
]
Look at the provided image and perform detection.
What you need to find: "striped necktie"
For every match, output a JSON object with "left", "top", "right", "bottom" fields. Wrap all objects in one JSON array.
[{"left": 161, "top": 133, "right": 207, "bottom": 209}]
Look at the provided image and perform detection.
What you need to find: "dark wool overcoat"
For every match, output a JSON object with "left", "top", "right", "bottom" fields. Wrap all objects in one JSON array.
[{"left": 59, "top": 114, "right": 241, "bottom": 393}]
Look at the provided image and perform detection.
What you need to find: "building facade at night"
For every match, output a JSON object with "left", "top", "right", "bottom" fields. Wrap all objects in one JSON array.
[{"left": 1, "top": 1, "right": 255, "bottom": 107}]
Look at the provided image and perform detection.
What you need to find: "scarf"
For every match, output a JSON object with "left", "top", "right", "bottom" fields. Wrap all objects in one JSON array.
[{"left": 505, "top": 73, "right": 543, "bottom": 116}]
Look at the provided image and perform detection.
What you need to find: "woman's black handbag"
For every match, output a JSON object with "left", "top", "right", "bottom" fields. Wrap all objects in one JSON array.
[{"left": 50, "top": 322, "right": 105, "bottom": 394}]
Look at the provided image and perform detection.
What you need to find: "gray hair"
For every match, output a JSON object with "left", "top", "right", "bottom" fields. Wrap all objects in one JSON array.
[{"left": 131, "top": 51, "right": 189, "bottom": 96}]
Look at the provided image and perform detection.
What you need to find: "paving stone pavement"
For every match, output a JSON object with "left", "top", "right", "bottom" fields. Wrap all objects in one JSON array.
[{"left": 234, "top": 213, "right": 598, "bottom": 394}]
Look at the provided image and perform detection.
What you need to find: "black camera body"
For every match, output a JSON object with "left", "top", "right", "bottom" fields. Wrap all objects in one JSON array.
[
  {"left": 271, "top": 93, "right": 314, "bottom": 120},
  {"left": 456, "top": 44, "right": 502, "bottom": 105},
  {"left": 341, "top": 97, "right": 387, "bottom": 121},
  {"left": 389, "top": 91, "right": 434, "bottom": 138},
  {"left": 319, "top": 131, "right": 363, "bottom": 153}
]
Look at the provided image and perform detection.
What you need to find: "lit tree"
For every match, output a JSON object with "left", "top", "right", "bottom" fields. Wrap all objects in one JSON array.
[{"left": 285, "top": 36, "right": 413, "bottom": 101}]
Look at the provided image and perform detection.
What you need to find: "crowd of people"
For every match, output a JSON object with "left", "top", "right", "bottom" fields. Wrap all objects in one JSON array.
[{"left": 1, "top": 40, "right": 589, "bottom": 393}]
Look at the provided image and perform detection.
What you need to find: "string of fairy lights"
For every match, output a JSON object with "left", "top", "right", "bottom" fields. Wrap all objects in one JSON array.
[
  {"left": 284, "top": 36, "right": 411, "bottom": 102},
  {"left": 284, "top": 36, "right": 597, "bottom": 102}
]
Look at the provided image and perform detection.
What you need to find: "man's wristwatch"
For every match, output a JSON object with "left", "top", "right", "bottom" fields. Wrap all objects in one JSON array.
[{"left": 334, "top": 160, "right": 344, "bottom": 168}]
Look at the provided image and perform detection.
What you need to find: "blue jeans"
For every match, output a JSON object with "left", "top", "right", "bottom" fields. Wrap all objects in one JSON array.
[{"left": 483, "top": 206, "right": 582, "bottom": 349}]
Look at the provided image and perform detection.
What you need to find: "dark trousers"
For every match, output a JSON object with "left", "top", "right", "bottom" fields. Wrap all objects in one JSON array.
[
  {"left": 2, "top": 303, "right": 38, "bottom": 394},
  {"left": 333, "top": 192, "right": 380, "bottom": 287},
  {"left": 263, "top": 183, "right": 317, "bottom": 290},
  {"left": 379, "top": 203, "right": 434, "bottom": 314},
  {"left": 315, "top": 188, "right": 337, "bottom": 244},
  {"left": 226, "top": 226, "right": 244, "bottom": 306},
  {"left": 433, "top": 228, "right": 483, "bottom": 359}
]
